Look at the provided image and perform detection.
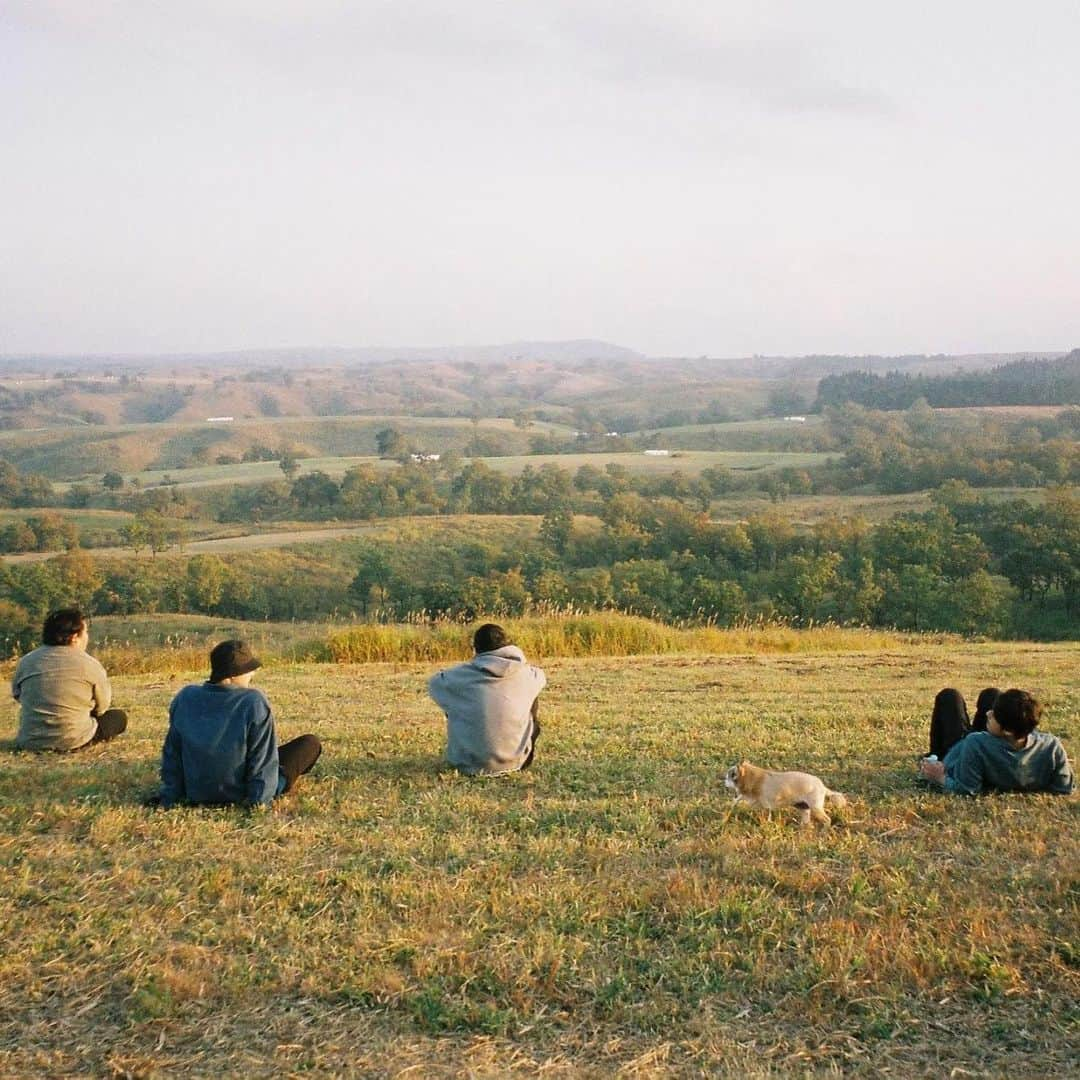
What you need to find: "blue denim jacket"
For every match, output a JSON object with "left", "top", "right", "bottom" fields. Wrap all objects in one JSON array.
[
  {"left": 160, "top": 682, "right": 282, "bottom": 807},
  {"left": 943, "top": 730, "right": 1074, "bottom": 796}
]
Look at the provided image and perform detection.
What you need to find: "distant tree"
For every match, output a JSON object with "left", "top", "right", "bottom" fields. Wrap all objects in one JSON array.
[
  {"left": 348, "top": 545, "right": 392, "bottom": 614},
  {"left": 26, "top": 513, "right": 79, "bottom": 552},
  {"left": 142, "top": 510, "right": 173, "bottom": 557},
  {"left": 765, "top": 385, "right": 809, "bottom": 417},
  {"left": 290, "top": 471, "right": 339, "bottom": 509},
  {"left": 375, "top": 427, "right": 406, "bottom": 458},
  {"left": 51, "top": 551, "right": 105, "bottom": 610},
  {"left": 120, "top": 518, "right": 148, "bottom": 556},
  {"left": 688, "top": 577, "right": 746, "bottom": 626},
  {"left": 279, "top": 451, "right": 300, "bottom": 481},
  {"left": 0, "top": 600, "right": 36, "bottom": 658},
  {"left": 258, "top": 393, "right": 282, "bottom": 417},
  {"left": 0, "top": 521, "right": 36, "bottom": 553},
  {"left": 539, "top": 506, "right": 573, "bottom": 554},
  {"left": 102, "top": 471, "right": 125, "bottom": 491},
  {"left": 186, "top": 555, "right": 228, "bottom": 613}
]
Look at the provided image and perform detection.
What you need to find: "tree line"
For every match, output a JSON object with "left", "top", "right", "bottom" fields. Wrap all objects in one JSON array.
[
  {"left": 1, "top": 485, "right": 1075, "bottom": 653},
  {"left": 815, "top": 351, "right": 1080, "bottom": 411}
]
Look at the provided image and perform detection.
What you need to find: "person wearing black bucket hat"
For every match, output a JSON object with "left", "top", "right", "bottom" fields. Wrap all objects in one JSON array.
[
  {"left": 209, "top": 639, "right": 262, "bottom": 682},
  {"left": 156, "top": 639, "right": 322, "bottom": 809}
]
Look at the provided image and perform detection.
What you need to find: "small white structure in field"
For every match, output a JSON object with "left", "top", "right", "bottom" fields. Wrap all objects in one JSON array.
[
  {"left": 783, "top": 415, "right": 807, "bottom": 423},
  {"left": 206, "top": 416, "right": 234, "bottom": 422},
  {"left": 410, "top": 452, "right": 441, "bottom": 462},
  {"left": 643, "top": 449, "right": 670, "bottom": 456}
]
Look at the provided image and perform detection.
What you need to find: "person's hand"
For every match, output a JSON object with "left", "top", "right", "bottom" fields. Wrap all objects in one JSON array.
[{"left": 919, "top": 759, "right": 946, "bottom": 785}]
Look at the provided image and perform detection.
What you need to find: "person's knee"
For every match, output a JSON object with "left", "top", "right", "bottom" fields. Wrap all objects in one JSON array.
[{"left": 297, "top": 734, "right": 322, "bottom": 769}]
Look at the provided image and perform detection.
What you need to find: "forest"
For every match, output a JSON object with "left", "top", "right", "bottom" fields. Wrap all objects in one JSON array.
[{"left": 0, "top": 355, "right": 1076, "bottom": 653}]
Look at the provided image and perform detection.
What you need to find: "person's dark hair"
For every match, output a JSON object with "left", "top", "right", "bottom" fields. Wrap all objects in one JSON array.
[
  {"left": 929, "top": 688, "right": 969, "bottom": 760},
  {"left": 972, "top": 687, "right": 1000, "bottom": 732},
  {"left": 473, "top": 623, "right": 509, "bottom": 654},
  {"left": 43, "top": 608, "right": 87, "bottom": 646},
  {"left": 991, "top": 689, "right": 1041, "bottom": 739}
]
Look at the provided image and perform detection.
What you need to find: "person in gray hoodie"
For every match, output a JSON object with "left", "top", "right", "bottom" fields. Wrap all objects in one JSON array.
[{"left": 428, "top": 623, "right": 546, "bottom": 775}]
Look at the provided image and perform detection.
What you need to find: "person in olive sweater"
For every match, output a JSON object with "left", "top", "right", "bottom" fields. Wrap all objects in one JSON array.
[
  {"left": 12, "top": 608, "right": 127, "bottom": 751},
  {"left": 158, "top": 640, "right": 321, "bottom": 808},
  {"left": 919, "top": 688, "right": 1073, "bottom": 796}
]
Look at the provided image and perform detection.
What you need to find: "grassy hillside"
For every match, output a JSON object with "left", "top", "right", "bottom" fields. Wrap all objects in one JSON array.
[
  {"left": 1, "top": 637, "right": 1076, "bottom": 1076},
  {"left": 0, "top": 415, "right": 577, "bottom": 480}
]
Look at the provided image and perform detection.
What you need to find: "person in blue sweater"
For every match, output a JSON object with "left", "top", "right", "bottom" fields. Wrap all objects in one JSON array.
[
  {"left": 918, "top": 688, "right": 1073, "bottom": 796},
  {"left": 158, "top": 640, "right": 322, "bottom": 809}
]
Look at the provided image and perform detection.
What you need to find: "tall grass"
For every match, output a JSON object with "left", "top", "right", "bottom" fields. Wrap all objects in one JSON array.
[
  {"left": 0, "top": 611, "right": 928, "bottom": 675},
  {"left": 325, "top": 612, "right": 910, "bottom": 663}
]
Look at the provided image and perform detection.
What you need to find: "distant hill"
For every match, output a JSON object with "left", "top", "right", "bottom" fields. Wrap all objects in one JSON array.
[
  {"left": 0, "top": 339, "right": 645, "bottom": 371},
  {"left": 0, "top": 345, "right": 1074, "bottom": 445}
]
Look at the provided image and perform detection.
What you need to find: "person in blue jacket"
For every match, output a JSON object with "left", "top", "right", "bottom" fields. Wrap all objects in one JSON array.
[
  {"left": 918, "top": 688, "right": 1073, "bottom": 796},
  {"left": 158, "top": 640, "right": 321, "bottom": 809}
]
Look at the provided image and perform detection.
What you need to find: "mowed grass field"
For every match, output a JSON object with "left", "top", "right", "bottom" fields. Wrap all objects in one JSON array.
[{"left": 1, "top": 639, "right": 1077, "bottom": 1077}]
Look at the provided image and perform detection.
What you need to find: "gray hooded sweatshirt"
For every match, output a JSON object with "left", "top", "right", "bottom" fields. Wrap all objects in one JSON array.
[{"left": 428, "top": 645, "right": 546, "bottom": 775}]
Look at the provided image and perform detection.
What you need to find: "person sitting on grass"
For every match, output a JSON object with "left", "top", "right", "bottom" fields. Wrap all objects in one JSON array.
[
  {"left": 158, "top": 640, "right": 322, "bottom": 809},
  {"left": 918, "top": 688, "right": 1074, "bottom": 796},
  {"left": 428, "top": 622, "right": 546, "bottom": 776},
  {"left": 12, "top": 607, "right": 127, "bottom": 752}
]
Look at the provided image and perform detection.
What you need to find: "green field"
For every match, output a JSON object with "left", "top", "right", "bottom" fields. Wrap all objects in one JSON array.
[
  {"left": 630, "top": 416, "right": 831, "bottom": 452},
  {"left": 113, "top": 449, "right": 836, "bottom": 492},
  {"left": 0, "top": 415, "right": 575, "bottom": 480},
  {"left": 0, "top": 507, "right": 134, "bottom": 530},
  {"left": 1, "top": 635, "right": 1076, "bottom": 1076},
  {"left": 710, "top": 486, "right": 1050, "bottom": 525},
  {"left": 478, "top": 450, "right": 835, "bottom": 476}
]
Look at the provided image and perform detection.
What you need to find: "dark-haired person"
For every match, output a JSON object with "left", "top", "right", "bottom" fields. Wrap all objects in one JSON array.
[
  {"left": 158, "top": 640, "right": 322, "bottom": 809},
  {"left": 12, "top": 608, "right": 127, "bottom": 751},
  {"left": 927, "top": 687, "right": 970, "bottom": 761},
  {"left": 971, "top": 686, "right": 1000, "bottom": 732},
  {"left": 428, "top": 623, "right": 546, "bottom": 776},
  {"left": 918, "top": 689, "right": 1074, "bottom": 796}
]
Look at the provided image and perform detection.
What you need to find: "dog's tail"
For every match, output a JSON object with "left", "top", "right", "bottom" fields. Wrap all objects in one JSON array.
[{"left": 824, "top": 790, "right": 847, "bottom": 808}]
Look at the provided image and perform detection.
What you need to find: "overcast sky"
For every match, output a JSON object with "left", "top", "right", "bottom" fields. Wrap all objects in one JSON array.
[{"left": 3, "top": 1, "right": 1079, "bottom": 358}]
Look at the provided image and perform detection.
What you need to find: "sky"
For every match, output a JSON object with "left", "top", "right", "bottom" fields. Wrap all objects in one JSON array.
[{"left": 2, "top": 0, "right": 1079, "bottom": 358}]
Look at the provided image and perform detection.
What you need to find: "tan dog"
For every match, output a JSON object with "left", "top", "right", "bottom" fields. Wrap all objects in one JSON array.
[{"left": 725, "top": 760, "right": 847, "bottom": 827}]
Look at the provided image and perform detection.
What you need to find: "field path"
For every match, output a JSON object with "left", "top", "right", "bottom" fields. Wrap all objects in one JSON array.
[{"left": 3, "top": 523, "right": 378, "bottom": 562}]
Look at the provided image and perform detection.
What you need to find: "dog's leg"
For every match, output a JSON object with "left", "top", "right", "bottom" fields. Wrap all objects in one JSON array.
[
  {"left": 795, "top": 802, "right": 812, "bottom": 827},
  {"left": 811, "top": 807, "right": 831, "bottom": 827}
]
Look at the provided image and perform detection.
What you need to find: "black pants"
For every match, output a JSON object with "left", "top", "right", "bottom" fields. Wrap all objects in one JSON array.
[
  {"left": 278, "top": 734, "right": 322, "bottom": 791},
  {"left": 520, "top": 699, "right": 540, "bottom": 771},
  {"left": 84, "top": 709, "right": 128, "bottom": 746}
]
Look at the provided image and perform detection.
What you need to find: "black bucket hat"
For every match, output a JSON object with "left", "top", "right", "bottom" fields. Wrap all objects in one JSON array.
[{"left": 209, "top": 639, "right": 262, "bottom": 682}]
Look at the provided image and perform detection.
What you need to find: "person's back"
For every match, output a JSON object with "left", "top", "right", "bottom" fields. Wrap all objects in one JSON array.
[
  {"left": 943, "top": 728, "right": 1073, "bottom": 796},
  {"left": 12, "top": 608, "right": 126, "bottom": 752},
  {"left": 159, "top": 639, "right": 322, "bottom": 808},
  {"left": 163, "top": 680, "right": 279, "bottom": 806},
  {"left": 429, "top": 624, "right": 546, "bottom": 775}
]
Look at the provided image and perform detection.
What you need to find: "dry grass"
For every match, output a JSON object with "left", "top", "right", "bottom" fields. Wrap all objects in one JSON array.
[
  {"left": 0, "top": 640, "right": 1077, "bottom": 1077},
  {"left": 326, "top": 615, "right": 909, "bottom": 664}
]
